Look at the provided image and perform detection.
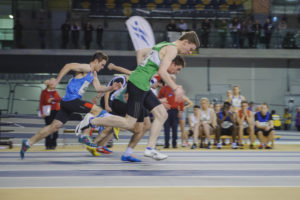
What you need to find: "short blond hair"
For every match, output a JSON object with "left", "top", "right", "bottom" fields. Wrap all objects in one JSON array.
[
  {"left": 179, "top": 31, "right": 200, "bottom": 48},
  {"left": 200, "top": 97, "right": 209, "bottom": 103}
]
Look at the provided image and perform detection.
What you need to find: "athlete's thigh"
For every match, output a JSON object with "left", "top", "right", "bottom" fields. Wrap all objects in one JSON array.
[{"left": 127, "top": 81, "right": 147, "bottom": 119}]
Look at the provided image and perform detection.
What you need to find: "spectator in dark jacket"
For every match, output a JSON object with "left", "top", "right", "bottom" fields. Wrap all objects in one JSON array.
[
  {"left": 61, "top": 20, "right": 71, "bottom": 49},
  {"left": 263, "top": 18, "right": 274, "bottom": 49},
  {"left": 84, "top": 21, "right": 94, "bottom": 49},
  {"left": 201, "top": 19, "right": 211, "bottom": 48},
  {"left": 252, "top": 20, "right": 261, "bottom": 48}
]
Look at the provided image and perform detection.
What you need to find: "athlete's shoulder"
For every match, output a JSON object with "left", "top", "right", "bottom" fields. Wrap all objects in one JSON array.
[{"left": 68, "top": 63, "right": 91, "bottom": 72}]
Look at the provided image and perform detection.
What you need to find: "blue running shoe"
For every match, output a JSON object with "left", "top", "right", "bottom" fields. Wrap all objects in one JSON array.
[
  {"left": 20, "top": 139, "right": 30, "bottom": 160},
  {"left": 98, "top": 126, "right": 104, "bottom": 135},
  {"left": 78, "top": 135, "right": 97, "bottom": 147},
  {"left": 121, "top": 155, "right": 141, "bottom": 162}
]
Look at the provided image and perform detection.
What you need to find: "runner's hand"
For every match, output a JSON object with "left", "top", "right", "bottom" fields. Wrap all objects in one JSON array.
[
  {"left": 112, "top": 82, "right": 122, "bottom": 90},
  {"left": 108, "top": 63, "right": 116, "bottom": 71}
]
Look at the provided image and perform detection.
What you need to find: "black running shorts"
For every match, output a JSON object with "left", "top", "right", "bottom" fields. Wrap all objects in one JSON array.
[
  {"left": 127, "top": 81, "right": 160, "bottom": 120},
  {"left": 55, "top": 99, "right": 93, "bottom": 124},
  {"left": 112, "top": 99, "right": 148, "bottom": 123}
]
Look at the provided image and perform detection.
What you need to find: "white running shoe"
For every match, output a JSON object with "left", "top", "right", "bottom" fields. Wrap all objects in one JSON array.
[
  {"left": 144, "top": 148, "right": 168, "bottom": 160},
  {"left": 75, "top": 113, "right": 95, "bottom": 136}
]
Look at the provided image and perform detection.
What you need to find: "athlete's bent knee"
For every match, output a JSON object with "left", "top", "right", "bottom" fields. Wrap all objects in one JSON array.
[{"left": 50, "top": 121, "right": 62, "bottom": 132}]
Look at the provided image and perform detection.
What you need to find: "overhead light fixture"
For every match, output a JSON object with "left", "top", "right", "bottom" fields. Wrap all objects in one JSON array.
[{"left": 9, "top": 15, "right": 14, "bottom": 19}]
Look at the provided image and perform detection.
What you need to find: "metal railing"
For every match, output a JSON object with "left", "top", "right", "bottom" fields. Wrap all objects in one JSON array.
[
  {"left": 0, "top": 82, "right": 12, "bottom": 114},
  {"left": 10, "top": 84, "right": 43, "bottom": 114}
]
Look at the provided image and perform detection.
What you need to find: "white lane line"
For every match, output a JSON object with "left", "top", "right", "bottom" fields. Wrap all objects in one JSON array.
[{"left": 1, "top": 185, "right": 300, "bottom": 189}]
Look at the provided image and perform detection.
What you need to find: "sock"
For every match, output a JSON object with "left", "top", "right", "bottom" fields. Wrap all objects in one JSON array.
[
  {"left": 26, "top": 139, "right": 31, "bottom": 147},
  {"left": 123, "top": 147, "right": 133, "bottom": 157}
]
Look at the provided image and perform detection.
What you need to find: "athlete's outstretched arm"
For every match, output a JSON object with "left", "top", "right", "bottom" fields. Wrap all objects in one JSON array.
[
  {"left": 92, "top": 71, "right": 122, "bottom": 93},
  {"left": 104, "top": 91, "right": 112, "bottom": 112},
  {"left": 183, "top": 96, "right": 194, "bottom": 110},
  {"left": 108, "top": 63, "right": 132, "bottom": 75},
  {"left": 51, "top": 63, "right": 90, "bottom": 87}
]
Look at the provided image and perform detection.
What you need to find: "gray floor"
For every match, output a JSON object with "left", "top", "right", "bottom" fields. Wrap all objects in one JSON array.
[
  {"left": 1, "top": 115, "right": 300, "bottom": 189},
  {"left": 1, "top": 151, "right": 300, "bottom": 188}
]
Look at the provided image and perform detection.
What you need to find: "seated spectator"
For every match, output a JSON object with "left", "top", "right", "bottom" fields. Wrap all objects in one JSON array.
[
  {"left": 184, "top": 105, "right": 200, "bottom": 146},
  {"left": 214, "top": 103, "right": 221, "bottom": 113},
  {"left": 271, "top": 110, "right": 281, "bottom": 130},
  {"left": 191, "top": 98, "right": 216, "bottom": 149},
  {"left": 177, "top": 19, "right": 188, "bottom": 32},
  {"left": 255, "top": 103, "right": 274, "bottom": 149},
  {"left": 166, "top": 19, "right": 177, "bottom": 32},
  {"left": 248, "top": 101, "right": 254, "bottom": 111},
  {"left": 216, "top": 102, "right": 237, "bottom": 149},
  {"left": 283, "top": 108, "right": 292, "bottom": 130},
  {"left": 296, "top": 107, "right": 300, "bottom": 131},
  {"left": 237, "top": 101, "right": 255, "bottom": 149}
]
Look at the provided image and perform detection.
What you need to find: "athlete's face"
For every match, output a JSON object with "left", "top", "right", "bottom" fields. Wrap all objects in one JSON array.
[
  {"left": 201, "top": 100, "right": 208, "bottom": 109},
  {"left": 167, "top": 63, "right": 183, "bottom": 74},
  {"left": 179, "top": 40, "right": 196, "bottom": 55},
  {"left": 233, "top": 86, "right": 240, "bottom": 95},
  {"left": 241, "top": 103, "right": 248, "bottom": 111},
  {"left": 227, "top": 90, "right": 232, "bottom": 97},
  {"left": 95, "top": 59, "right": 107, "bottom": 72},
  {"left": 223, "top": 104, "right": 231, "bottom": 112},
  {"left": 214, "top": 104, "right": 221, "bottom": 112}
]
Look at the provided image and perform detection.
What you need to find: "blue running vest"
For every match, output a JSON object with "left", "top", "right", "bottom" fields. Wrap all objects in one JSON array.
[{"left": 62, "top": 71, "right": 94, "bottom": 101}]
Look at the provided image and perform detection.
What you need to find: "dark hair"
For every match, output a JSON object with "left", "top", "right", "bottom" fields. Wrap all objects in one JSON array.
[
  {"left": 194, "top": 105, "right": 200, "bottom": 109},
  {"left": 223, "top": 102, "right": 231, "bottom": 107},
  {"left": 92, "top": 51, "right": 108, "bottom": 62},
  {"left": 241, "top": 100, "right": 248, "bottom": 105},
  {"left": 172, "top": 55, "right": 185, "bottom": 68},
  {"left": 178, "top": 31, "right": 200, "bottom": 48},
  {"left": 271, "top": 110, "right": 275, "bottom": 114},
  {"left": 261, "top": 103, "right": 269, "bottom": 108}
]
